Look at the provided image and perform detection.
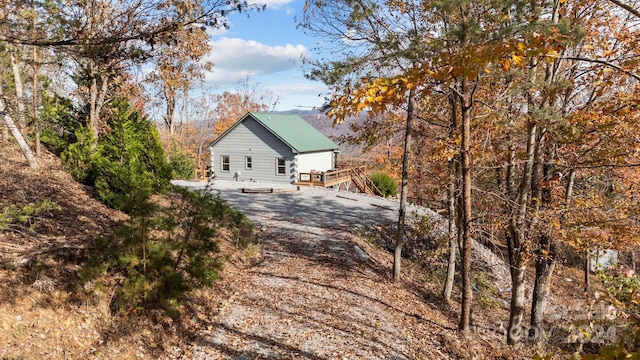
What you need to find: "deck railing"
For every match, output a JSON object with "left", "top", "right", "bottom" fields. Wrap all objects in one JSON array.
[
  {"left": 297, "top": 167, "right": 352, "bottom": 187},
  {"left": 296, "top": 165, "right": 381, "bottom": 196}
]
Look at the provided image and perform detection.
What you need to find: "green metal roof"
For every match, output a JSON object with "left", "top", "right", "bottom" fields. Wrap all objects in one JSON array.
[
  {"left": 206, "top": 112, "right": 336, "bottom": 153},
  {"left": 249, "top": 112, "right": 338, "bottom": 153}
]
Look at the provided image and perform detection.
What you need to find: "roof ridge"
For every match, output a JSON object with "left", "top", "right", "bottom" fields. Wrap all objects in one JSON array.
[{"left": 207, "top": 112, "right": 339, "bottom": 153}]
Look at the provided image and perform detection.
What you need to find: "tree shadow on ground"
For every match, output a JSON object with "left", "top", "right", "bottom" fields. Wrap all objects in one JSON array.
[
  {"left": 194, "top": 269, "right": 450, "bottom": 359},
  {"left": 257, "top": 271, "right": 454, "bottom": 332},
  {"left": 200, "top": 321, "right": 327, "bottom": 360},
  {"left": 0, "top": 147, "right": 122, "bottom": 305}
]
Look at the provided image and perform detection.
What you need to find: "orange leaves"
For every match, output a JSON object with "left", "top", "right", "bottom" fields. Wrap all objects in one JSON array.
[
  {"left": 430, "top": 31, "right": 566, "bottom": 82},
  {"left": 511, "top": 54, "right": 524, "bottom": 67},
  {"left": 386, "top": 0, "right": 411, "bottom": 13},
  {"left": 426, "top": 135, "right": 461, "bottom": 163},
  {"left": 557, "top": 190, "right": 640, "bottom": 252},
  {"left": 327, "top": 76, "right": 419, "bottom": 124},
  {"left": 556, "top": 89, "right": 640, "bottom": 169},
  {"left": 423, "top": 34, "right": 565, "bottom": 86},
  {"left": 325, "top": 19, "right": 569, "bottom": 125},
  {"left": 212, "top": 91, "right": 269, "bottom": 137}
]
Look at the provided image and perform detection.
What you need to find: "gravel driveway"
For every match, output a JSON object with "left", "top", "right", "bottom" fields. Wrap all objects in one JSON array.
[
  {"left": 171, "top": 180, "right": 458, "bottom": 360},
  {"left": 174, "top": 180, "right": 422, "bottom": 230}
]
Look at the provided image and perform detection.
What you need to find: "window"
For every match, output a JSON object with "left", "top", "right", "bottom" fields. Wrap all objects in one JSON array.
[
  {"left": 276, "top": 158, "right": 286, "bottom": 175},
  {"left": 245, "top": 156, "right": 252, "bottom": 170},
  {"left": 221, "top": 155, "right": 230, "bottom": 172}
]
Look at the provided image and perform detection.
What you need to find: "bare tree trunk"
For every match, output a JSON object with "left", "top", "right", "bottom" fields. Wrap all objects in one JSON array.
[
  {"left": 459, "top": 78, "right": 473, "bottom": 333},
  {"left": 528, "top": 234, "right": 557, "bottom": 344},
  {"left": 89, "top": 61, "right": 99, "bottom": 140},
  {"left": 507, "top": 121, "right": 538, "bottom": 346},
  {"left": 96, "top": 74, "right": 108, "bottom": 132},
  {"left": 506, "top": 142, "right": 516, "bottom": 198},
  {"left": 87, "top": 61, "right": 109, "bottom": 143},
  {"left": 443, "top": 92, "right": 459, "bottom": 302},
  {"left": 563, "top": 168, "right": 589, "bottom": 294},
  {"left": 443, "top": 173, "right": 457, "bottom": 301},
  {"left": 0, "top": 95, "right": 39, "bottom": 169},
  {"left": 529, "top": 129, "right": 556, "bottom": 346},
  {"left": 443, "top": 179, "right": 457, "bottom": 300},
  {"left": 10, "top": 45, "right": 27, "bottom": 134},
  {"left": 164, "top": 85, "right": 177, "bottom": 138},
  {"left": 33, "top": 45, "right": 41, "bottom": 156},
  {"left": 2, "top": 113, "right": 38, "bottom": 169},
  {"left": 393, "top": 90, "right": 415, "bottom": 282},
  {"left": 1, "top": 121, "right": 8, "bottom": 141},
  {"left": 508, "top": 262, "right": 527, "bottom": 343},
  {"left": 0, "top": 64, "right": 7, "bottom": 142},
  {"left": 584, "top": 252, "right": 591, "bottom": 294},
  {"left": 527, "top": 4, "right": 564, "bottom": 343},
  {"left": 195, "top": 145, "right": 203, "bottom": 180}
]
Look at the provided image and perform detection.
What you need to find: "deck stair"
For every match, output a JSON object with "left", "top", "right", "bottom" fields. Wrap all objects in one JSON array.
[{"left": 348, "top": 166, "right": 379, "bottom": 196}]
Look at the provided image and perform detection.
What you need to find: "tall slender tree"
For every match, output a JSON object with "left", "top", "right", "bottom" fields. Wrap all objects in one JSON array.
[
  {"left": 152, "top": 25, "right": 212, "bottom": 138},
  {"left": 0, "top": 76, "right": 38, "bottom": 169},
  {"left": 301, "top": 0, "right": 434, "bottom": 283}
]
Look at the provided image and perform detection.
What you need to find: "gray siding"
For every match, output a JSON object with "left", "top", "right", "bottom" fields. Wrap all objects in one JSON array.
[{"left": 209, "top": 117, "right": 297, "bottom": 183}]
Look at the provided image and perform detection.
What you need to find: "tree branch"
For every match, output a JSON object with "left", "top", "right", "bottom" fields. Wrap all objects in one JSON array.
[
  {"left": 607, "top": 0, "right": 640, "bottom": 20},
  {"left": 557, "top": 55, "right": 640, "bottom": 82},
  {"left": 0, "top": 2, "right": 264, "bottom": 48},
  {"left": 575, "top": 162, "right": 640, "bottom": 169}
]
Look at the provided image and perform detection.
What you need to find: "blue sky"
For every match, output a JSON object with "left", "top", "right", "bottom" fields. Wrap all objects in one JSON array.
[{"left": 201, "top": 0, "right": 329, "bottom": 111}]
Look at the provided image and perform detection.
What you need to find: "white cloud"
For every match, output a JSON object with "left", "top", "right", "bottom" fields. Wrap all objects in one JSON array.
[
  {"left": 269, "top": 82, "right": 325, "bottom": 96},
  {"left": 268, "top": 82, "right": 330, "bottom": 110},
  {"left": 205, "top": 25, "right": 229, "bottom": 38},
  {"left": 248, "top": 0, "right": 293, "bottom": 9},
  {"left": 203, "top": 37, "right": 308, "bottom": 83}
]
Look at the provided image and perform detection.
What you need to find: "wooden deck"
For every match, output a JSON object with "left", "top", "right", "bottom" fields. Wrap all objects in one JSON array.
[{"left": 294, "top": 165, "right": 380, "bottom": 195}]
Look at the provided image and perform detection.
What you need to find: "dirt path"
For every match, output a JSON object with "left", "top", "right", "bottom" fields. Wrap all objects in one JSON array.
[{"left": 173, "top": 181, "right": 509, "bottom": 360}]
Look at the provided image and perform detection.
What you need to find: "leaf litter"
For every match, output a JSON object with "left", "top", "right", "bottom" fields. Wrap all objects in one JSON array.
[{"left": 0, "top": 140, "right": 534, "bottom": 359}]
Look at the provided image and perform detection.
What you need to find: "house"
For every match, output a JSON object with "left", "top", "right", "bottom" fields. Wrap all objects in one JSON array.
[
  {"left": 207, "top": 112, "right": 340, "bottom": 184},
  {"left": 590, "top": 249, "right": 619, "bottom": 272}
]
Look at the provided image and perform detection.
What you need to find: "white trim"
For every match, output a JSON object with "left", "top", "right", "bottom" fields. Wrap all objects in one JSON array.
[
  {"left": 221, "top": 155, "right": 230, "bottom": 172},
  {"left": 275, "top": 157, "right": 286, "bottom": 175}
]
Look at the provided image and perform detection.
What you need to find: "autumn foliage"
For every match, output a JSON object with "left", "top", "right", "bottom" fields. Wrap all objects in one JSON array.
[{"left": 303, "top": 0, "right": 640, "bottom": 348}]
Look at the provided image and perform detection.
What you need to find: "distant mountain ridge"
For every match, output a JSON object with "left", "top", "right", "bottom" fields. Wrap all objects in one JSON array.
[{"left": 275, "top": 110, "right": 363, "bottom": 157}]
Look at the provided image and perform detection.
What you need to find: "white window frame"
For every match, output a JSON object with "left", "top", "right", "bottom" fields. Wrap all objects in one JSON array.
[
  {"left": 276, "top": 158, "right": 286, "bottom": 175},
  {"left": 221, "top": 155, "right": 230, "bottom": 172},
  {"left": 245, "top": 156, "right": 252, "bottom": 170}
]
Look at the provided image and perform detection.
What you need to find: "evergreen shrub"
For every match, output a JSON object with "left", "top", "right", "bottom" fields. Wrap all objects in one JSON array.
[
  {"left": 167, "top": 142, "right": 195, "bottom": 180},
  {"left": 39, "top": 92, "right": 80, "bottom": 155},
  {"left": 82, "top": 187, "right": 253, "bottom": 315},
  {"left": 370, "top": 172, "right": 398, "bottom": 197},
  {"left": 62, "top": 98, "right": 171, "bottom": 212},
  {"left": 0, "top": 199, "right": 60, "bottom": 232}
]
